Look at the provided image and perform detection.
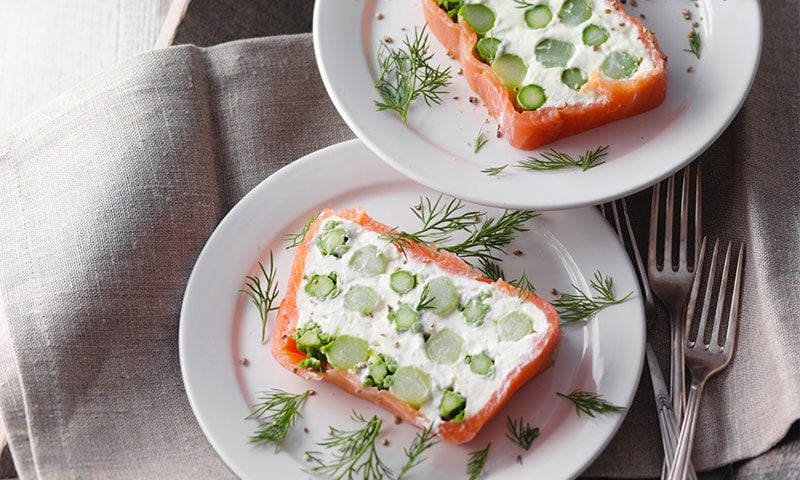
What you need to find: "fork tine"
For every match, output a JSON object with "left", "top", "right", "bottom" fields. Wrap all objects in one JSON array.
[
  {"left": 685, "top": 237, "right": 707, "bottom": 344},
  {"left": 694, "top": 239, "right": 720, "bottom": 347},
  {"left": 620, "top": 199, "right": 652, "bottom": 304},
  {"left": 649, "top": 181, "right": 661, "bottom": 272},
  {"left": 664, "top": 175, "right": 676, "bottom": 270},
  {"left": 723, "top": 244, "right": 745, "bottom": 356},
  {"left": 679, "top": 167, "right": 690, "bottom": 269},
  {"left": 709, "top": 242, "right": 733, "bottom": 349},
  {"left": 694, "top": 164, "right": 703, "bottom": 264}
]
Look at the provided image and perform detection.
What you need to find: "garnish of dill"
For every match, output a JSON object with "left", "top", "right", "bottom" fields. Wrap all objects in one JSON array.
[
  {"left": 517, "top": 146, "right": 609, "bottom": 172},
  {"left": 684, "top": 29, "right": 701, "bottom": 59},
  {"left": 240, "top": 251, "right": 280, "bottom": 343},
  {"left": 247, "top": 389, "right": 311, "bottom": 448},
  {"left": 557, "top": 390, "right": 626, "bottom": 417},
  {"left": 552, "top": 271, "right": 632, "bottom": 326},
  {"left": 473, "top": 126, "right": 490, "bottom": 153}
]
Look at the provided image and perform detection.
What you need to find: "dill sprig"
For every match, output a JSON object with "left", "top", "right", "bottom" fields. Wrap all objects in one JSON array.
[
  {"left": 552, "top": 271, "right": 632, "bottom": 326},
  {"left": 481, "top": 164, "right": 508, "bottom": 176},
  {"left": 473, "top": 126, "right": 490, "bottom": 153},
  {"left": 557, "top": 390, "right": 625, "bottom": 417},
  {"left": 505, "top": 416, "right": 540, "bottom": 450},
  {"left": 512, "top": 0, "right": 537, "bottom": 8},
  {"left": 397, "top": 424, "right": 439, "bottom": 480},
  {"left": 684, "top": 29, "right": 701, "bottom": 59},
  {"left": 478, "top": 258, "right": 505, "bottom": 281},
  {"left": 284, "top": 214, "right": 319, "bottom": 249},
  {"left": 510, "top": 270, "right": 536, "bottom": 295},
  {"left": 240, "top": 251, "right": 280, "bottom": 343},
  {"left": 375, "top": 26, "right": 452, "bottom": 123},
  {"left": 416, "top": 284, "right": 436, "bottom": 311},
  {"left": 248, "top": 389, "right": 311, "bottom": 447},
  {"left": 466, "top": 443, "right": 491, "bottom": 480},
  {"left": 442, "top": 209, "right": 536, "bottom": 263},
  {"left": 305, "top": 413, "right": 392, "bottom": 480},
  {"left": 517, "top": 146, "right": 609, "bottom": 172}
]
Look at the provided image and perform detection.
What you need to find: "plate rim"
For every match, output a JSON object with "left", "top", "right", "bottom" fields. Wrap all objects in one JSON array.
[
  {"left": 179, "top": 139, "right": 646, "bottom": 479},
  {"left": 312, "top": 0, "right": 763, "bottom": 210}
]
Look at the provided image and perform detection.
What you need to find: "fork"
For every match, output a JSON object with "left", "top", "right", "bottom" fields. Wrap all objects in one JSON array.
[
  {"left": 601, "top": 200, "right": 698, "bottom": 480},
  {"left": 667, "top": 239, "right": 745, "bottom": 480},
  {"left": 648, "top": 165, "right": 703, "bottom": 420}
]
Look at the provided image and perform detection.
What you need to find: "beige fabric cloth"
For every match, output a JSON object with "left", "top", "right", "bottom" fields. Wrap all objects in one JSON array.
[{"left": 0, "top": 6, "right": 798, "bottom": 478}]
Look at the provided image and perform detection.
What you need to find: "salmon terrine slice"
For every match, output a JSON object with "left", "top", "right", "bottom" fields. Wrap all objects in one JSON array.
[
  {"left": 423, "top": 0, "right": 667, "bottom": 149},
  {"left": 272, "top": 207, "right": 561, "bottom": 444}
]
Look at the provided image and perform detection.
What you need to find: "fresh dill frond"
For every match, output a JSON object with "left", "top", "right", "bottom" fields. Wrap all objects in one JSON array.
[
  {"left": 516, "top": 146, "right": 609, "bottom": 172},
  {"left": 512, "top": 0, "right": 537, "bottom": 8},
  {"left": 416, "top": 284, "right": 436, "bottom": 311},
  {"left": 381, "top": 195, "right": 483, "bottom": 256},
  {"left": 466, "top": 443, "right": 491, "bottom": 480},
  {"left": 684, "top": 29, "right": 701, "bottom": 59},
  {"left": 248, "top": 389, "right": 311, "bottom": 447},
  {"left": 505, "top": 416, "right": 540, "bottom": 450},
  {"left": 510, "top": 270, "right": 536, "bottom": 295},
  {"left": 240, "top": 251, "right": 281, "bottom": 343},
  {"left": 478, "top": 258, "right": 505, "bottom": 281},
  {"left": 552, "top": 271, "right": 632, "bottom": 326},
  {"left": 442, "top": 209, "right": 537, "bottom": 263},
  {"left": 473, "top": 126, "right": 490, "bottom": 153},
  {"left": 397, "top": 424, "right": 439, "bottom": 479},
  {"left": 305, "top": 413, "right": 392, "bottom": 480},
  {"left": 383, "top": 195, "right": 535, "bottom": 269},
  {"left": 481, "top": 164, "right": 508, "bottom": 176},
  {"left": 557, "top": 390, "right": 625, "bottom": 417},
  {"left": 375, "top": 26, "right": 452, "bottom": 123},
  {"left": 284, "top": 214, "right": 319, "bottom": 249}
]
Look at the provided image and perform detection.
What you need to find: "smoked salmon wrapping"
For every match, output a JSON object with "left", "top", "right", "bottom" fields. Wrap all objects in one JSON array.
[
  {"left": 272, "top": 207, "right": 561, "bottom": 444},
  {"left": 422, "top": 0, "right": 668, "bottom": 150}
]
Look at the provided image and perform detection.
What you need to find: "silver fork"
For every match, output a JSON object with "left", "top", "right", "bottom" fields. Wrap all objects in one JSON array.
[
  {"left": 648, "top": 165, "right": 703, "bottom": 421},
  {"left": 601, "top": 200, "right": 698, "bottom": 480},
  {"left": 668, "top": 239, "right": 745, "bottom": 480}
]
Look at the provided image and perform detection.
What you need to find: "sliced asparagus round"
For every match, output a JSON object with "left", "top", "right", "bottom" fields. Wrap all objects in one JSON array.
[
  {"left": 535, "top": 39, "right": 575, "bottom": 68},
  {"left": 458, "top": 4, "right": 495, "bottom": 35},
  {"left": 465, "top": 352, "right": 495, "bottom": 377},
  {"left": 323, "top": 335, "right": 369, "bottom": 370},
  {"left": 477, "top": 37, "right": 501, "bottom": 63},
  {"left": 492, "top": 54, "right": 527, "bottom": 89},
  {"left": 425, "top": 277, "right": 460, "bottom": 316},
  {"left": 497, "top": 311, "right": 534, "bottom": 342},
  {"left": 304, "top": 273, "right": 339, "bottom": 299},
  {"left": 344, "top": 285, "right": 380, "bottom": 315},
  {"left": 525, "top": 5, "right": 552, "bottom": 29},
  {"left": 390, "top": 270, "right": 416, "bottom": 295},
  {"left": 601, "top": 51, "right": 640, "bottom": 79},
  {"left": 517, "top": 84, "right": 547, "bottom": 110},
  {"left": 562, "top": 67, "right": 588, "bottom": 90},
  {"left": 388, "top": 304, "right": 421, "bottom": 333},
  {"left": 425, "top": 328, "right": 465, "bottom": 364},
  {"left": 348, "top": 245, "right": 387, "bottom": 276},
  {"left": 389, "top": 366, "right": 432, "bottom": 409},
  {"left": 558, "top": 0, "right": 592, "bottom": 27},
  {"left": 582, "top": 24, "right": 610, "bottom": 47}
]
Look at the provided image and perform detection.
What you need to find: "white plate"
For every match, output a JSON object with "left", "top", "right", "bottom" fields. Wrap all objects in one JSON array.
[
  {"left": 313, "top": 0, "right": 761, "bottom": 210},
  {"left": 180, "top": 140, "right": 645, "bottom": 479}
]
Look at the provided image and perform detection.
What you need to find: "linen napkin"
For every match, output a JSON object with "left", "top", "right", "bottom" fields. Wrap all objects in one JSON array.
[{"left": 0, "top": 5, "right": 798, "bottom": 479}]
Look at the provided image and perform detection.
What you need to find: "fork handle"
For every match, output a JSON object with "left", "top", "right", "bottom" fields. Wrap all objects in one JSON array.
[
  {"left": 668, "top": 377, "right": 705, "bottom": 480},
  {"left": 668, "top": 305, "right": 687, "bottom": 420}
]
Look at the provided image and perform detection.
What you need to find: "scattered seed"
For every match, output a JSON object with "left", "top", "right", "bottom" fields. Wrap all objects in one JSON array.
[
  {"left": 469, "top": 96, "right": 479, "bottom": 105},
  {"left": 620, "top": 0, "right": 626, "bottom": 4},
  {"left": 619, "top": 22, "right": 626, "bottom": 27},
  {"left": 513, "top": 250, "right": 524, "bottom": 257},
  {"left": 630, "top": 0, "right": 638, "bottom": 6},
  {"left": 457, "top": 67, "right": 463, "bottom": 75},
  {"left": 692, "top": 21, "right": 699, "bottom": 28},
  {"left": 682, "top": 9, "right": 691, "bottom": 20},
  {"left": 239, "top": 357, "right": 249, "bottom": 366},
  {"left": 640, "top": 13, "right": 646, "bottom": 19},
  {"left": 383, "top": 438, "right": 390, "bottom": 446},
  {"left": 394, "top": 416, "right": 403, "bottom": 424},
  {"left": 401, "top": 27, "right": 406, "bottom": 31},
  {"left": 452, "top": 96, "right": 460, "bottom": 100},
  {"left": 394, "top": 340, "right": 401, "bottom": 348},
  {"left": 309, "top": 390, "right": 316, "bottom": 396},
  {"left": 687, "top": 66, "right": 694, "bottom": 73},
  {"left": 304, "top": 427, "right": 310, "bottom": 433},
  {"left": 496, "top": 126, "right": 504, "bottom": 138},
  {"left": 376, "top": 12, "right": 384, "bottom": 20},
  {"left": 447, "top": 51, "right": 456, "bottom": 59},
  {"left": 383, "top": 35, "right": 393, "bottom": 43},
  {"left": 604, "top": 8, "right": 612, "bottom": 13},
  {"left": 550, "top": 287, "right": 560, "bottom": 296}
]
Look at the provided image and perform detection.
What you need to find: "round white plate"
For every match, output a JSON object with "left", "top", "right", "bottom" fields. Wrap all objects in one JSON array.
[
  {"left": 313, "top": 0, "right": 761, "bottom": 210},
  {"left": 180, "top": 140, "right": 645, "bottom": 480}
]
